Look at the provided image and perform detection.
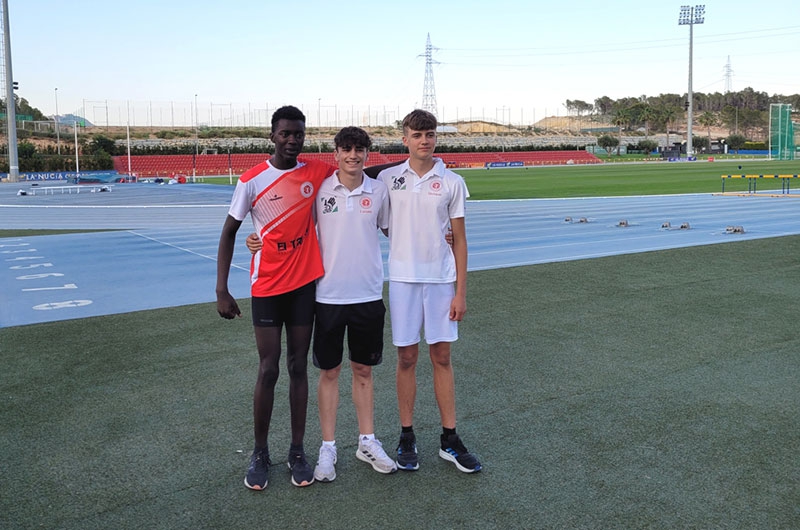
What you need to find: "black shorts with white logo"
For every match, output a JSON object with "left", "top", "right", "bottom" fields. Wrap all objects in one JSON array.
[
  {"left": 312, "top": 299, "right": 385, "bottom": 370},
  {"left": 251, "top": 281, "right": 316, "bottom": 328}
]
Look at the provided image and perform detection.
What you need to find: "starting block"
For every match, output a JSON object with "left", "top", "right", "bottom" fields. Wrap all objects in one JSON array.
[
  {"left": 725, "top": 225, "right": 745, "bottom": 234},
  {"left": 661, "top": 221, "right": 691, "bottom": 230},
  {"left": 564, "top": 216, "right": 589, "bottom": 224}
]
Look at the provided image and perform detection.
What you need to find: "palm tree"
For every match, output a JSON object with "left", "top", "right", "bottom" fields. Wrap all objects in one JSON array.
[
  {"left": 612, "top": 108, "right": 631, "bottom": 156},
  {"left": 697, "top": 111, "right": 718, "bottom": 153},
  {"left": 639, "top": 104, "right": 657, "bottom": 141},
  {"left": 659, "top": 105, "right": 679, "bottom": 150}
]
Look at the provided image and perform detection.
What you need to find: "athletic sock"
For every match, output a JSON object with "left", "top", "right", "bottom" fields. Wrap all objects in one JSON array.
[{"left": 401, "top": 425, "right": 414, "bottom": 434}]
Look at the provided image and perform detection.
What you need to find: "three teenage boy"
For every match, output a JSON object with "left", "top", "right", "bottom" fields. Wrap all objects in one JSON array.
[{"left": 216, "top": 106, "right": 480, "bottom": 491}]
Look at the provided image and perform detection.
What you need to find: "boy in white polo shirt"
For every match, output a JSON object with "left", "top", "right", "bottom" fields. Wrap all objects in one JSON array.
[
  {"left": 377, "top": 109, "right": 481, "bottom": 473},
  {"left": 247, "top": 127, "right": 397, "bottom": 481}
]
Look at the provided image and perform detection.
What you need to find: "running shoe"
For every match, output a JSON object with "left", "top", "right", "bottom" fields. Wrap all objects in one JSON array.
[
  {"left": 439, "top": 434, "right": 482, "bottom": 473},
  {"left": 287, "top": 450, "right": 315, "bottom": 487},
  {"left": 356, "top": 437, "right": 398, "bottom": 474},
  {"left": 314, "top": 444, "right": 337, "bottom": 483},
  {"left": 395, "top": 432, "right": 419, "bottom": 471},
  {"left": 244, "top": 448, "right": 271, "bottom": 490}
]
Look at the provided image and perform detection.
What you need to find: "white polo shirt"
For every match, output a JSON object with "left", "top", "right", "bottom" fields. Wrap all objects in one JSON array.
[
  {"left": 315, "top": 172, "right": 390, "bottom": 304},
  {"left": 378, "top": 158, "right": 467, "bottom": 283}
]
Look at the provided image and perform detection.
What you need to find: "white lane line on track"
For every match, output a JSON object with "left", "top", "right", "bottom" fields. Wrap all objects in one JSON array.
[{"left": 127, "top": 230, "right": 250, "bottom": 272}]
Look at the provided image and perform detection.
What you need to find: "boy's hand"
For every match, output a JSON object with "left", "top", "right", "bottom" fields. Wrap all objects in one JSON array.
[
  {"left": 245, "top": 233, "right": 262, "bottom": 255},
  {"left": 217, "top": 291, "right": 242, "bottom": 319}
]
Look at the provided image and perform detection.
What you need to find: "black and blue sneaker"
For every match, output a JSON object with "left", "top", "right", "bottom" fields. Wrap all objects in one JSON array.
[
  {"left": 396, "top": 432, "right": 419, "bottom": 471},
  {"left": 439, "top": 434, "right": 482, "bottom": 473},
  {"left": 244, "top": 447, "right": 271, "bottom": 490},
  {"left": 287, "top": 450, "right": 315, "bottom": 487}
]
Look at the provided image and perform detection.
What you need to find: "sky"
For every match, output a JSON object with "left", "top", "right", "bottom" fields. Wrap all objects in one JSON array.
[{"left": 5, "top": 0, "right": 799, "bottom": 128}]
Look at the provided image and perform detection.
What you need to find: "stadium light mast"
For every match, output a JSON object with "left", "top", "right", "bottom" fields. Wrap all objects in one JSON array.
[
  {"left": 193, "top": 93, "right": 198, "bottom": 182},
  {"left": 2, "top": 0, "right": 19, "bottom": 182},
  {"left": 679, "top": 4, "right": 705, "bottom": 158}
]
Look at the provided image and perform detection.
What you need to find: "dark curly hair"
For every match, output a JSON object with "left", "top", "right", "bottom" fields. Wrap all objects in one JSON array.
[
  {"left": 271, "top": 105, "right": 306, "bottom": 131},
  {"left": 334, "top": 126, "right": 372, "bottom": 150}
]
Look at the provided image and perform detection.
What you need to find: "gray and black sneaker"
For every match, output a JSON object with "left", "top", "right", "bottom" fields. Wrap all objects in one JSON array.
[
  {"left": 244, "top": 448, "right": 271, "bottom": 490},
  {"left": 287, "top": 450, "right": 315, "bottom": 487},
  {"left": 439, "top": 434, "right": 482, "bottom": 473},
  {"left": 396, "top": 432, "right": 419, "bottom": 471}
]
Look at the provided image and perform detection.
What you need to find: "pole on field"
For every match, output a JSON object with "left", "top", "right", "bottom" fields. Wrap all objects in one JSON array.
[{"left": 679, "top": 5, "right": 705, "bottom": 158}]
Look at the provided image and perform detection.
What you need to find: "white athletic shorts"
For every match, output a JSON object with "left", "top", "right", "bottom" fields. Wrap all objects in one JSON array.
[{"left": 388, "top": 281, "right": 458, "bottom": 346}]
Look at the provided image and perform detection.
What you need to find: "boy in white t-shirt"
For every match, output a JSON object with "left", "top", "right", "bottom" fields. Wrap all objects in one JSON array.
[
  {"left": 377, "top": 109, "right": 481, "bottom": 473},
  {"left": 247, "top": 127, "right": 397, "bottom": 482}
]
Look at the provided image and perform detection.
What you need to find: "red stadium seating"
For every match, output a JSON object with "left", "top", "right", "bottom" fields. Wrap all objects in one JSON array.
[{"left": 113, "top": 150, "right": 601, "bottom": 177}]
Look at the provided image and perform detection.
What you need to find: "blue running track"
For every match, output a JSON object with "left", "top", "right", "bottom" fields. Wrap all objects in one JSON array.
[{"left": 2, "top": 181, "right": 799, "bottom": 327}]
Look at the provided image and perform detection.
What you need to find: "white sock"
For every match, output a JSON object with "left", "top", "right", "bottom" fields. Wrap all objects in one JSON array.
[
  {"left": 360, "top": 433, "right": 375, "bottom": 442},
  {"left": 322, "top": 440, "right": 336, "bottom": 448}
]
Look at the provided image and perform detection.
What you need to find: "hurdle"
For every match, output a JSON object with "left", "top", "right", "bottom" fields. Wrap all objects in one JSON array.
[
  {"left": 721, "top": 174, "right": 800, "bottom": 195},
  {"left": 18, "top": 184, "right": 114, "bottom": 196}
]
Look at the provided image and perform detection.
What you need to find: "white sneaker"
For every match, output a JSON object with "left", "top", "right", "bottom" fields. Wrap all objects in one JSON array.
[
  {"left": 314, "top": 444, "right": 337, "bottom": 482},
  {"left": 356, "top": 437, "right": 398, "bottom": 474}
]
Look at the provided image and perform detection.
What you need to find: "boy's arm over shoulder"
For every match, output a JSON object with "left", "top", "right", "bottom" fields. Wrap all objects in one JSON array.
[
  {"left": 300, "top": 158, "right": 337, "bottom": 181},
  {"left": 364, "top": 160, "right": 403, "bottom": 179}
]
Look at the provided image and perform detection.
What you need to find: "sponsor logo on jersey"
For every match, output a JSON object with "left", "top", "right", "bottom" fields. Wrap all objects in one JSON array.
[
  {"left": 391, "top": 175, "right": 406, "bottom": 191},
  {"left": 320, "top": 196, "right": 338, "bottom": 214}
]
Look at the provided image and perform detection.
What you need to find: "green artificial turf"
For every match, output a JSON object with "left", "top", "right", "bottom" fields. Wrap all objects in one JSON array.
[
  {"left": 200, "top": 159, "right": 800, "bottom": 200},
  {"left": 2, "top": 236, "right": 799, "bottom": 529},
  {"left": 458, "top": 160, "right": 800, "bottom": 199}
]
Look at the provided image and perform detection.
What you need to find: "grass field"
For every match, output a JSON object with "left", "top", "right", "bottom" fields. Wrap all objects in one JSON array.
[
  {"left": 458, "top": 160, "right": 800, "bottom": 199},
  {"left": 199, "top": 159, "right": 800, "bottom": 200},
  {"left": 2, "top": 236, "right": 798, "bottom": 529}
]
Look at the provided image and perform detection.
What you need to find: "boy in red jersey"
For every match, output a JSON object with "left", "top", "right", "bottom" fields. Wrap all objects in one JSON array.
[{"left": 216, "top": 106, "right": 330, "bottom": 490}]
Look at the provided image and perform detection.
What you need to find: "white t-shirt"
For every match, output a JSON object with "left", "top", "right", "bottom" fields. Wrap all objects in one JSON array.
[
  {"left": 378, "top": 158, "right": 467, "bottom": 283},
  {"left": 315, "top": 172, "right": 390, "bottom": 304}
]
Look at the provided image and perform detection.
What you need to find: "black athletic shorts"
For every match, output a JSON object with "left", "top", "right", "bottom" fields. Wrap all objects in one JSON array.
[
  {"left": 251, "top": 281, "right": 316, "bottom": 328},
  {"left": 312, "top": 299, "right": 385, "bottom": 370}
]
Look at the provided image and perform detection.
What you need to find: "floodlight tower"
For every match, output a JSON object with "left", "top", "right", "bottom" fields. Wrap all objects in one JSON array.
[
  {"left": 420, "top": 33, "right": 439, "bottom": 117},
  {"left": 1, "top": 0, "right": 19, "bottom": 182},
  {"left": 679, "top": 4, "right": 705, "bottom": 158}
]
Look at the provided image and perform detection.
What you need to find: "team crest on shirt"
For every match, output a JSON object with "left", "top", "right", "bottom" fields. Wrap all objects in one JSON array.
[
  {"left": 429, "top": 180, "right": 443, "bottom": 196},
  {"left": 300, "top": 181, "right": 315, "bottom": 198},
  {"left": 360, "top": 197, "right": 372, "bottom": 209},
  {"left": 391, "top": 176, "right": 406, "bottom": 191},
  {"left": 320, "top": 196, "right": 338, "bottom": 214}
]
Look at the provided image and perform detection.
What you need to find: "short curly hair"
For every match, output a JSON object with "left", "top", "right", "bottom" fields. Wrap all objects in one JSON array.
[
  {"left": 271, "top": 105, "right": 306, "bottom": 131},
  {"left": 334, "top": 126, "right": 372, "bottom": 150}
]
